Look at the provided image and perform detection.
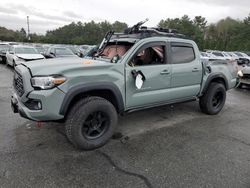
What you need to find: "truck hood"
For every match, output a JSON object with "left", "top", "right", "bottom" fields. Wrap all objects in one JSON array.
[
  {"left": 20, "top": 57, "right": 111, "bottom": 75},
  {"left": 16, "top": 53, "right": 44, "bottom": 60}
]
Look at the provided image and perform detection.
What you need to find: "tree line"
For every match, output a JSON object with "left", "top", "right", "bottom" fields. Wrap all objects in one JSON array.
[{"left": 0, "top": 14, "right": 250, "bottom": 51}]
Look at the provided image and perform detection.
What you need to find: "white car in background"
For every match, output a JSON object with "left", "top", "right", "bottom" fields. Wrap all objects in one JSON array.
[
  {"left": 234, "top": 52, "right": 250, "bottom": 63},
  {"left": 227, "top": 52, "right": 239, "bottom": 60},
  {"left": 6, "top": 45, "right": 45, "bottom": 67},
  {"left": 206, "top": 51, "right": 227, "bottom": 60},
  {"left": 221, "top": 52, "right": 237, "bottom": 61},
  {"left": 200, "top": 51, "right": 210, "bottom": 61}
]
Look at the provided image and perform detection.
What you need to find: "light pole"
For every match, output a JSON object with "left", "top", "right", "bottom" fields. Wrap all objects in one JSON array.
[{"left": 27, "top": 16, "right": 30, "bottom": 41}]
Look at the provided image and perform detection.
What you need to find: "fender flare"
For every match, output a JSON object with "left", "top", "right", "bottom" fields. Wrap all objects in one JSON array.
[
  {"left": 202, "top": 73, "right": 229, "bottom": 93},
  {"left": 59, "top": 82, "right": 124, "bottom": 115}
]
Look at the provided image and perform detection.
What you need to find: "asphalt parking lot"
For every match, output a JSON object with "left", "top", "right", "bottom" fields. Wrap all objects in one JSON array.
[{"left": 0, "top": 64, "right": 250, "bottom": 188}]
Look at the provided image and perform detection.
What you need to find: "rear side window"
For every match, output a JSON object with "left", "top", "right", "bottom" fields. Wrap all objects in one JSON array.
[{"left": 171, "top": 45, "right": 195, "bottom": 64}]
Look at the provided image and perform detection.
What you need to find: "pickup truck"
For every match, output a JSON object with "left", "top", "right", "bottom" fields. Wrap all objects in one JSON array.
[{"left": 11, "top": 22, "right": 238, "bottom": 150}]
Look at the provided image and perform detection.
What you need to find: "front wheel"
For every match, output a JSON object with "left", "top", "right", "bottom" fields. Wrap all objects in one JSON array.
[
  {"left": 199, "top": 82, "right": 226, "bottom": 115},
  {"left": 65, "top": 97, "right": 118, "bottom": 150}
]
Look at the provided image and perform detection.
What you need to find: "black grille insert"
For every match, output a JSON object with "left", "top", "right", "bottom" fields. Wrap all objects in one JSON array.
[
  {"left": 13, "top": 71, "right": 24, "bottom": 96},
  {"left": 243, "top": 74, "right": 250, "bottom": 79}
]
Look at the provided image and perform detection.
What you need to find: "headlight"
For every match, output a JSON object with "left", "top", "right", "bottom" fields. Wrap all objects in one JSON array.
[
  {"left": 237, "top": 70, "right": 243, "bottom": 77},
  {"left": 31, "top": 76, "right": 66, "bottom": 89}
]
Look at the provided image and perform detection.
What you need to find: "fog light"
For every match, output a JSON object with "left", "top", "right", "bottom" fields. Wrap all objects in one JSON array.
[
  {"left": 37, "top": 102, "right": 42, "bottom": 109},
  {"left": 24, "top": 99, "right": 42, "bottom": 110}
]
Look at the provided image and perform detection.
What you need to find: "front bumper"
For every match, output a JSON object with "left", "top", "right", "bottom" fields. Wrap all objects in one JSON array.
[
  {"left": 12, "top": 64, "right": 66, "bottom": 121},
  {"left": 11, "top": 87, "right": 66, "bottom": 121},
  {"left": 239, "top": 77, "right": 250, "bottom": 85},
  {"left": 11, "top": 93, "right": 32, "bottom": 120}
]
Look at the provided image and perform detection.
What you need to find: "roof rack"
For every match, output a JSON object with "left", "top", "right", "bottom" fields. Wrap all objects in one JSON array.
[
  {"left": 115, "top": 19, "right": 189, "bottom": 40},
  {"left": 96, "top": 20, "right": 190, "bottom": 56},
  {"left": 111, "top": 27, "right": 189, "bottom": 40}
]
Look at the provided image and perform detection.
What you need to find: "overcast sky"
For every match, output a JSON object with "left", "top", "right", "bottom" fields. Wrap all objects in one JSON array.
[{"left": 0, "top": 0, "right": 249, "bottom": 34}]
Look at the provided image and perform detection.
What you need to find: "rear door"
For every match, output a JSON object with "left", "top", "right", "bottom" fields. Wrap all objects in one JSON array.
[
  {"left": 169, "top": 42, "right": 203, "bottom": 100},
  {"left": 125, "top": 41, "right": 172, "bottom": 109}
]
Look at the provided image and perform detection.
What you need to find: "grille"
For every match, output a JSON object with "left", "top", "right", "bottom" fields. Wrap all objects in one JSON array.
[
  {"left": 243, "top": 74, "right": 250, "bottom": 79},
  {"left": 13, "top": 71, "right": 24, "bottom": 97}
]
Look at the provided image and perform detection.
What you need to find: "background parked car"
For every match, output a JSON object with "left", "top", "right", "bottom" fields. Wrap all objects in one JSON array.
[
  {"left": 43, "top": 46, "right": 78, "bottom": 58},
  {"left": 33, "top": 45, "right": 46, "bottom": 54},
  {"left": 0, "top": 43, "right": 10, "bottom": 64},
  {"left": 66, "top": 45, "right": 84, "bottom": 57},
  {"left": 238, "top": 64, "right": 250, "bottom": 88},
  {"left": 82, "top": 45, "right": 98, "bottom": 57},
  {"left": 200, "top": 51, "right": 210, "bottom": 62},
  {"left": 6, "top": 45, "right": 45, "bottom": 67},
  {"left": 234, "top": 52, "right": 250, "bottom": 64},
  {"left": 207, "top": 51, "right": 228, "bottom": 60}
]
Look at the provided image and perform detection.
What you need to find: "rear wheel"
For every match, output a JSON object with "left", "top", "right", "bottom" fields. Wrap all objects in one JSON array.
[
  {"left": 65, "top": 97, "right": 118, "bottom": 150},
  {"left": 199, "top": 82, "right": 226, "bottom": 115}
]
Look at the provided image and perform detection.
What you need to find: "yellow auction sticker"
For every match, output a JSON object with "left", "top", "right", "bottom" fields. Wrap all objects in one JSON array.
[{"left": 82, "top": 60, "right": 93, "bottom": 64}]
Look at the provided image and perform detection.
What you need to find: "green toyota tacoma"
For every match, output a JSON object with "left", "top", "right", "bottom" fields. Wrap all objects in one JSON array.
[{"left": 11, "top": 21, "right": 238, "bottom": 150}]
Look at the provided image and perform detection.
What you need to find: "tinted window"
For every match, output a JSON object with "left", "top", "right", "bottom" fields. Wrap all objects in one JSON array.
[{"left": 171, "top": 46, "right": 195, "bottom": 64}]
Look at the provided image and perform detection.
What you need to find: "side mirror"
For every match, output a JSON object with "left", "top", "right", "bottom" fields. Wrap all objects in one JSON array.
[{"left": 111, "top": 55, "right": 120, "bottom": 63}]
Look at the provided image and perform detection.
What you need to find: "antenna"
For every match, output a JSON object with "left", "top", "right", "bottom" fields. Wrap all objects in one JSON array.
[{"left": 27, "top": 16, "right": 30, "bottom": 41}]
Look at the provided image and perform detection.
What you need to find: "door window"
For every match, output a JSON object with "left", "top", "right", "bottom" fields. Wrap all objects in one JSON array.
[
  {"left": 129, "top": 45, "right": 166, "bottom": 66},
  {"left": 171, "top": 45, "right": 195, "bottom": 64}
]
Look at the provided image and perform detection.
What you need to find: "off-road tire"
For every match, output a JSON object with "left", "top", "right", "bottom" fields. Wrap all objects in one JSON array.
[
  {"left": 65, "top": 96, "right": 118, "bottom": 150},
  {"left": 199, "top": 82, "right": 226, "bottom": 115}
]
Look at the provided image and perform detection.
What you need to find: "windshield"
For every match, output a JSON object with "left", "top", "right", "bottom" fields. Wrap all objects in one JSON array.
[
  {"left": 99, "top": 43, "right": 133, "bottom": 59},
  {"left": 67, "top": 47, "right": 78, "bottom": 53},
  {"left": 0, "top": 44, "right": 10, "bottom": 51},
  {"left": 15, "top": 47, "right": 39, "bottom": 54},
  {"left": 35, "top": 47, "right": 45, "bottom": 53},
  {"left": 55, "top": 48, "right": 75, "bottom": 55}
]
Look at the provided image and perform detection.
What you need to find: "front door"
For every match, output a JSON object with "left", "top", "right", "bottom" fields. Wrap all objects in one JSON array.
[{"left": 125, "top": 42, "right": 172, "bottom": 109}]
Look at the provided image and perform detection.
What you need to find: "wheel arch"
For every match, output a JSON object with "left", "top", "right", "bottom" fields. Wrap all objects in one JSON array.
[
  {"left": 202, "top": 73, "right": 229, "bottom": 94},
  {"left": 59, "top": 82, "right": 124, "bottom": 117}
]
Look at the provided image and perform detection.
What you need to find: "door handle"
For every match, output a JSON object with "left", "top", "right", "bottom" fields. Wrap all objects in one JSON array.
[
  {"left": 160, "top": 70, "right": 170, "bottom": 75},
  {"left": 192, "top": 68, "right": 199, "bottom": 72}
]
